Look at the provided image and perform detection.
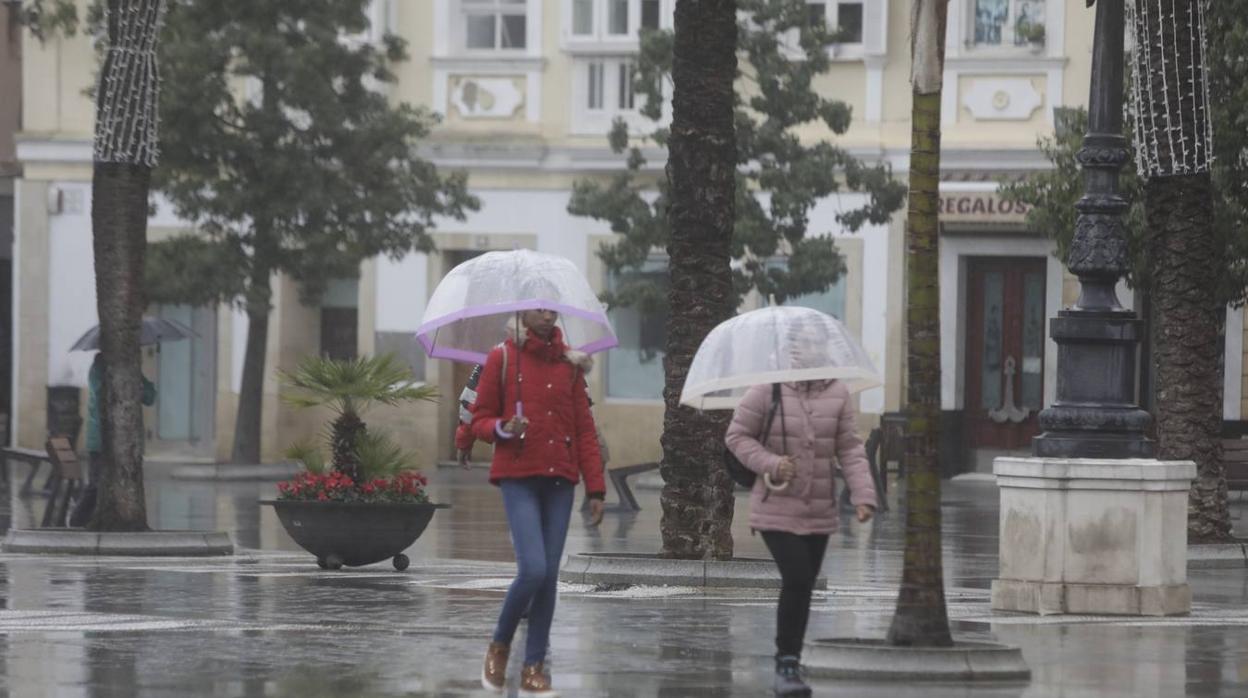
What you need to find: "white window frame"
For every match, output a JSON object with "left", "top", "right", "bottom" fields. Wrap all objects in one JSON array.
[
  {"left": 806, "top": 1, "right": 867, "bottom": 57},
  {"left": 963, "top": 0, "right": 1048, "bottom": 55},
  {"left": 570, "top": 55, "right": 665, "bottom": 135},
  {"left": 562, "top": 0, "right": 672, "bottom": 53},
  {"left": 458, "top": 0, "right": 531, "bottom": 53}
]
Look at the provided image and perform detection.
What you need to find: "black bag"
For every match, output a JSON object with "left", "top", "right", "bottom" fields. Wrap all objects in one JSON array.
[{"left": 723, "top": 383, "right": 784, "bottom": 488}]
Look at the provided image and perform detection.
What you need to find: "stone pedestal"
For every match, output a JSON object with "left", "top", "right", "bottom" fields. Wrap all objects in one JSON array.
[{"left": 992, "top": 457, "right": 1195, "bottom": 616}]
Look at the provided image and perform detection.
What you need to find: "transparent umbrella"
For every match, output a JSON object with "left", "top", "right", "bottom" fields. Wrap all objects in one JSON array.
[
  {"left": 680, "top": 305, "right": 881, "bottom": 410},
  {"left": 416, "top": 249, "right": 617, "bottom": 364}
]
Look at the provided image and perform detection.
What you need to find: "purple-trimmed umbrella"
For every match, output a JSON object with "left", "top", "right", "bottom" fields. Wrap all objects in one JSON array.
[{"left": 417, "top": 249, "right": 618, "bottom": 415}]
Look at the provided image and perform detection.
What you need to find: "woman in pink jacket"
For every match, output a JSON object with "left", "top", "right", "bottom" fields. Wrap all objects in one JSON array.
[{"left": 725, "top": 321, "right": 877, "bottom": 698}]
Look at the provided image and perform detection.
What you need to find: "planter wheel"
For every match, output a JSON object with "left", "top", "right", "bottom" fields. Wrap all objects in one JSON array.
[
  {"left": 324, "top": 555, "right": 344, "bottom": 571},
  {"left": 393, "top": 554, "right": 410, "bottom": 572},
  {"left": 316, "top": 557, "right": 329, "bottom": 570}
]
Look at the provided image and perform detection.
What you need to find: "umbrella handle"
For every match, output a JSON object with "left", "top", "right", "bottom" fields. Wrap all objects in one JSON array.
[{"left": 763, "top": 472, "right": 790, "bottom": 491}]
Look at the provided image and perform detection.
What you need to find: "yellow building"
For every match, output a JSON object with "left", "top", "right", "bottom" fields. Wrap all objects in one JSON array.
[{"left": 10, "top": 0, "right": 1247, "bottom": 474}]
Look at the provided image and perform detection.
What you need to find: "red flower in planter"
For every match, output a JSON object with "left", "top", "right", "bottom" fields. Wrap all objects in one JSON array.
[{"left": 278, "top": 468, "right": 430, "bottom": 504}]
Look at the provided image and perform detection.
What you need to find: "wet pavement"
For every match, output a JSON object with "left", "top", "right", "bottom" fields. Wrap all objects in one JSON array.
[{"left": 0, "top": 465, "right": 1246, "bottom": 697}]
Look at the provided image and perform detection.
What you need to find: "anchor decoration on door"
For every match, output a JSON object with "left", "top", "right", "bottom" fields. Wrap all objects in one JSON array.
[{"left": 988, "top": 355, "right": 1029, "bottom": 424}]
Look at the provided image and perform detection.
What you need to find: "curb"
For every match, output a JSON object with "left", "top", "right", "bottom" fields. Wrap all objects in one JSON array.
[
  {"left": 560, "top": 552, "right": 825, "bottom": 589},
  {"left": 1188, "top": 541, "right": 1248, "bottom": 569},
  {"left": 3, "top": 529, "right": 235, "bottom": 556},
  {"left": 805, "top": 638, "right": 1031, "bottom": 681},
  {"left": 168, "top": 463, "right": 300, "bottom": 482}
]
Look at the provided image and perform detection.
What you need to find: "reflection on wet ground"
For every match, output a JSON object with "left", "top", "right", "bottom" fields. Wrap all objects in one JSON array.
[{"left": 0, "top": 465, "right": 1246, "bottom": 696}]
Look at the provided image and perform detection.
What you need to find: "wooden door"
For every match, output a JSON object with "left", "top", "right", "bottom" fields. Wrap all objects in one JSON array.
[{"left": 965, "top": 257, "right": 1047, "bottom": 449}]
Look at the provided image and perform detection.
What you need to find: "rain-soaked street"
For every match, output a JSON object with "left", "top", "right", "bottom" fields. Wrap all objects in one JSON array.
[{"left": 0, "top": 466, "right": 1245, "bottom": 697}]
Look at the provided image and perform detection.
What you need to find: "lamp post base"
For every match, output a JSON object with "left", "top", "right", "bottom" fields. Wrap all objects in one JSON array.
[{"left": 992, "top": 456, "right": 1195, "bottom": 616}]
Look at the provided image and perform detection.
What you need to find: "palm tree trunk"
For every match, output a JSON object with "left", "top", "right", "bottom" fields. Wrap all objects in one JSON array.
[
  {"left": 1129, "top": 0, "right": 1231, "bottom": 542},
  {"left": 888, "top": 0, "right": 952, "bottom": 647},
  {"left": 89, "top": 0, "right": 165, "bottom": 531},
  {"left": 1147, "top": 173, "right": 1232, "bottom": 542},
  {"left": 659, "top": 0, "right": 737, "bottom": 560},
  {"left": 90, "top": 163, "right": 151, "bottom": 531}
]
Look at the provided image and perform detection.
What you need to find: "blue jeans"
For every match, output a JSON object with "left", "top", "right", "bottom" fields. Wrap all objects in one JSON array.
[{"left": 493, "top": 476, "right": 575, "bottom": 666}]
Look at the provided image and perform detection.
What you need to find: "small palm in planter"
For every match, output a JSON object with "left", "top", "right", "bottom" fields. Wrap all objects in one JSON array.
[{"left": 262, "top": 354, "right": 447, "bottom": 571}]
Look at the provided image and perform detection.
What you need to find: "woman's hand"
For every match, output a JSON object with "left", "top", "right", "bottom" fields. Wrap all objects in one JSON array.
[
  {"left": 774, "top": 456, "right": 797, "bottom": 484},
  {"left": 855, "top": 504, "right": 875, "bottom": 523},
  {"left": 502, "top": 415, "right": 529, "bottom": 436},
  {"left": 588, "top": 498, "right": 605, "bottom": 526}
]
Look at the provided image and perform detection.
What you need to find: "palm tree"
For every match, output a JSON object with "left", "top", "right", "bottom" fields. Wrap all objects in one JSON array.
[
  {"left": 279, "top": 354, "right": 437, "bottom": 483},
  {"left": 1129, "top": 0, "right": 1232, "bottom": 542},
  {"left": 658, "top": 0, "right": 739, "bottom": 560},
  {"left": 887, "top": 0, "right": 953, "bottom": 647}
]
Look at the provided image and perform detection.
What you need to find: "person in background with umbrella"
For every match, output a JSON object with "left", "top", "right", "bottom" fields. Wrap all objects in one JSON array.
[
  {"left": 67, "top": 317, "right": 190, "bottom": 527},
  {"left": 69, "top": 352, "right": 156, "bottom": 527},
  {"left": 724, "top": 316, "right": 877, "bottom": 698},
  {"left": 474, "top": 309, "right": 606, "bottom": 696}
]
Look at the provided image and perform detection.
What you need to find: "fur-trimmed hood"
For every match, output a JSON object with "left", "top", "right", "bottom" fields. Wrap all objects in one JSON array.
[{"left": 505, "top": 318, "right": 594, "bottom": 373}]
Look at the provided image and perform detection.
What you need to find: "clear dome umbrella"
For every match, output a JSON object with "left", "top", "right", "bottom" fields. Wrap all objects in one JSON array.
[
  {"left": 417, "top": 249, "right": 618, "bottom": 418},
  {"left": 679, "top": 305, "right": 881, "bottom": 410},
  {"left": 416, "top": 249, "right": 618, "bottom": 364}
]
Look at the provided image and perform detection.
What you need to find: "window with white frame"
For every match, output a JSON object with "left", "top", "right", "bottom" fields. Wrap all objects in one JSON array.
[
  {"left": 569, "top": 0, "right": 663, "bottom": 41},
  {"left": 461, "top": 0, "right": 528, "bottom": 51},
  {"left": 606, "top": 257, "right": 668, "bottom": 400},
  {"left": 806, "top": 1, "right": 864, "bottom": 44},
  {"left": 584, "top": 58, "right": 637, "bottom": 113},
  {"left": 971, "top": 0, "right": 1045, "bottom": 48},
  {"left": 766, "top": 258, "right": 848, "bottom": 321}
]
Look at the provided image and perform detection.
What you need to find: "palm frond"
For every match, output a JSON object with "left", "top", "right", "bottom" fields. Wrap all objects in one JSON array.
[
  {"left": 278, "top": 353, "right": 440, "bottom": 420},
  {"left": 356, "top": 429, "right": 419, "bottom": 481},
  {"left": 284, "top": 440, "right": 328, "bottom": 475}
]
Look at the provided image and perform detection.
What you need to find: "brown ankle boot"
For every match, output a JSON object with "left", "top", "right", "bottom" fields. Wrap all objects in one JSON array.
[
  {"left": 520, "top": 662, "right": 557, "bottom": 697},
  {"left": 481, "top": 641, "right": 509, "bottom": 692}
]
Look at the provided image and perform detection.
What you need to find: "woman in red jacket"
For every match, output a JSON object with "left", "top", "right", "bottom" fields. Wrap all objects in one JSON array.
[{"left": 474, "top": 308, "right": 606, "bottom": 696}]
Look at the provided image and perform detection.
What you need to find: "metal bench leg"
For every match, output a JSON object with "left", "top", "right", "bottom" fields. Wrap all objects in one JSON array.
[{"left": 609, "top": 469, "right": 642, "bottom": 512}]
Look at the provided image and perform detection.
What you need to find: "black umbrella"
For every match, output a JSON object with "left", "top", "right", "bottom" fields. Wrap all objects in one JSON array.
[{"left": 69, "top": 317, "right": 197, "bottom": 352}]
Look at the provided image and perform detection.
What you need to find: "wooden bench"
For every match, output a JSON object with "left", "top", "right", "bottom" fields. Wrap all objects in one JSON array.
[
  {"left": 40, "top": 437, "right": 83, "bottom": 528},
  {"left": 1, "top": 446, "right": 56, "bottom": 496},
  {"left": 1223, "top": 438, "right": 1248, "bottom": 496}
]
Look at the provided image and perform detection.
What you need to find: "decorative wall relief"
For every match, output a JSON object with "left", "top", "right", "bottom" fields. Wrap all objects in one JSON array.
[
  {"left": 449, "top": 77, "right": 525, "bottom": 120},
  {"left": 962, "top": 78, "right": 1044, "bottom": 121}
]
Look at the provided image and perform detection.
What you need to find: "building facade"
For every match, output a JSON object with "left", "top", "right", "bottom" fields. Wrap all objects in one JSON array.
[{"left": 10, "top": 0, "right": 1247, "bottom": 472}]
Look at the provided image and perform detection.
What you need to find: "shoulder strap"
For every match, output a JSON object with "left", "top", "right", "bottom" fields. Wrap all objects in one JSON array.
[{"left": 499, "top": 343, "right": 508, "bottom": 409}]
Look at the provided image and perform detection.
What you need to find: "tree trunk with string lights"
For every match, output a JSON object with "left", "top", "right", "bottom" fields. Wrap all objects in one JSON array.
[
  {"left": 89, "top": 0, "right": 166, "bottom": 531},
  {"left": 1127, "top": 0, "right": 1232, "bottom": 543}
]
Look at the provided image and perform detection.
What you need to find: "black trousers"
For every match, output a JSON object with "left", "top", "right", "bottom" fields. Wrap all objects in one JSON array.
[{"left": 760, "top": 530, "right": 830, "bottom": 657}]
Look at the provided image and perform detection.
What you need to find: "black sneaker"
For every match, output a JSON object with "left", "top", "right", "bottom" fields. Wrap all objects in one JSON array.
[{"left": 774, "top": 655, "right": 811, "bottom": 697}]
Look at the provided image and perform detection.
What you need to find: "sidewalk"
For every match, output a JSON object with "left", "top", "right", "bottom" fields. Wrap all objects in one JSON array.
[{"left": 0, "top": 468, "right": 1245, "bottom": 696}]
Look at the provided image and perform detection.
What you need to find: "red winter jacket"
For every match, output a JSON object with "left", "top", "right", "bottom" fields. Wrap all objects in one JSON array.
[{"left": 470, "top": 325, "right": 606, "bottom": 496}]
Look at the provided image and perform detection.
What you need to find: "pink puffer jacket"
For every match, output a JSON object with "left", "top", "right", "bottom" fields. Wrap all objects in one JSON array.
[{"left": 725, "top": 380, "right": 877, "bottom": 535}]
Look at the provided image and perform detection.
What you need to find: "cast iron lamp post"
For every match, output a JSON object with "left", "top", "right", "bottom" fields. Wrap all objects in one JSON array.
[{"left": 1031, "top": 0, "right": 1154, "bottom": 459}]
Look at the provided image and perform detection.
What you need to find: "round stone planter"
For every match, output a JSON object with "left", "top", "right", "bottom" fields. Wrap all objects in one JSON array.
[
  {"left": 261, "top": 500, "right": 448, "bottom": 571},
  {"left": 804, "top": 638, "right": 1030, "bottom": 681}
]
